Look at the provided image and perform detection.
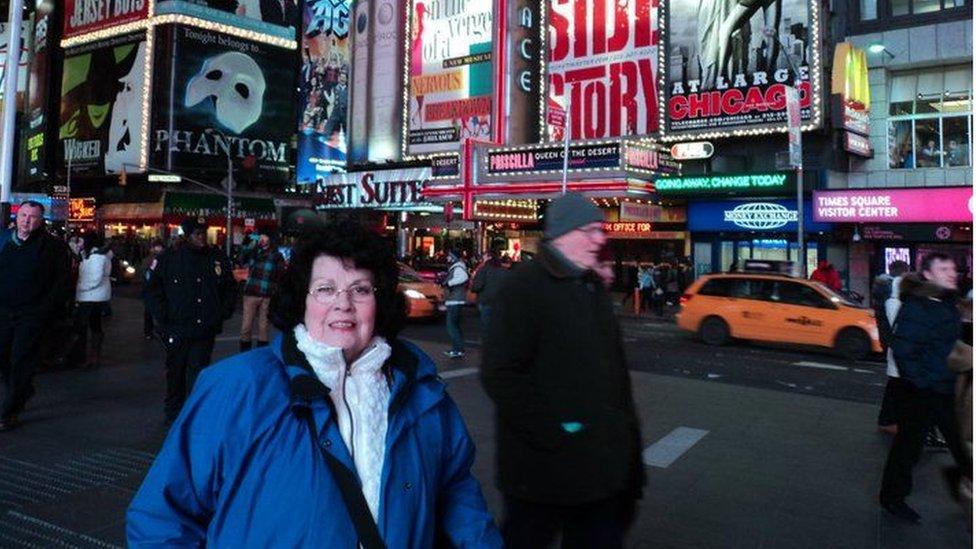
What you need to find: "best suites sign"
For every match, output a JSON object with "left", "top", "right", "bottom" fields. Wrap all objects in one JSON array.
[
  {"left": 547, "top": 0, "right": 659, "bottom": 140},
  {"left": 813, "top": 188, "right": 974, "bottom": 224}
]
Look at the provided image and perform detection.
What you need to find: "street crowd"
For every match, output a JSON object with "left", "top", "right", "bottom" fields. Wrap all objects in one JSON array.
[{"left": 0, "top": 194, "right": 971, "bottom": 546}]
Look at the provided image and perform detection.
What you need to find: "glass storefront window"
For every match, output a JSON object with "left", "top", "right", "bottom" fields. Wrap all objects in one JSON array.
[
  {"left": 888, "top": 67, "right": 972, "bottom": 169},
  {"left": 891, "top": 0, "right": 910, "bottom": 15},
  {"left": 860, "top": 0, "right": 878, "bottom": 18},
  {"left": 944, "top": 116, "right": 971, "bottom": 166},
  {"left": 888, "top": 120, "right": 914, "bottom": 168},
  {"left": 913, "top": 0, "right": 942, "bottom": 13},
  {"left": 915, "top": 119, "right": 942, "bottom": 167}
]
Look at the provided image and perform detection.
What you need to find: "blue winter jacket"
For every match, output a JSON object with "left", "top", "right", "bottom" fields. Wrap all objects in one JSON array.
[{"left": 127, "top": 331, "right": 502, "bottom": 547}]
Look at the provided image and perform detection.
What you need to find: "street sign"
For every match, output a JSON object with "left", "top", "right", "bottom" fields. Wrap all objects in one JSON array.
[
  {"left": 670, "top": 141, "right": 715, "bottom": 160},
  {"left": 547, "top": 96, "right": 567, "bottom": 142},
  {"left": 785, "top": 86, "right": 802, "bottom": 168},
  {"left": 148, "top": 174, "right": 182, "bottom": 183}
]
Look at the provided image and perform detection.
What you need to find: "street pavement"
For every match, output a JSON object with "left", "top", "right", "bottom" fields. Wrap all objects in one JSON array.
[{"left": 0, "top": 295, "right": 969, "bottom": 548}]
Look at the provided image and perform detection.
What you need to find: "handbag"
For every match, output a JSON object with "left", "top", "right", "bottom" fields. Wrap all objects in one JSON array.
[{"left": 299, "top": 409, "right": 386, "bottom": 549}]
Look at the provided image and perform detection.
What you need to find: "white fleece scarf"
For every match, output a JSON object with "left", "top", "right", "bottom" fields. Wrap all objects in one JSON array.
[{"left": 294, "top": 324, "right": 392, "bottom": 521}]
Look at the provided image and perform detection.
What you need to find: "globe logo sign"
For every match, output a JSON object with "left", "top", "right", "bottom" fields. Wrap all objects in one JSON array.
[{"left": 724, "top": 203, "right": 799, "bottom": 230}]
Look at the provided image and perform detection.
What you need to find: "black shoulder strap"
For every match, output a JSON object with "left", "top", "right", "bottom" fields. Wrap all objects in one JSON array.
[{"left": 301, "top": 410, "right": 386, "bottom": 549}]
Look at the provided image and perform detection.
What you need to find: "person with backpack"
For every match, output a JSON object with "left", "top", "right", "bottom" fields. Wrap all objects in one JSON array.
[{"left": 443, "top": 250, "right": 469, "bottom": 359}]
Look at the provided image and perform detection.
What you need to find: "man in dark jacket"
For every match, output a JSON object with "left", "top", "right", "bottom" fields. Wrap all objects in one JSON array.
[
  {"left": 482, "top": 192, "right": 644, "bottom": 548},
  {"left": 879, "top": 253, "right": 967, "bottom": 523},
  {"left": 0, "top": 201, "right": 71, "bottom": 431},
  {"left": 144, "top": 218, "right": 236, "bottom": 423},
  {"left": 470, "top": 247, "right": 506, "bottom": 332}
]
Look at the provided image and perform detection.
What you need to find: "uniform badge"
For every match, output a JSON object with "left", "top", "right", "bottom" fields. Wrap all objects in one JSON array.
[{"left": 214, "top": 261, "right": 222, "bottom": 276}]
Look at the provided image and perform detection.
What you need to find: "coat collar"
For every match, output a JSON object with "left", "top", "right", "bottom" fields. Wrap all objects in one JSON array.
[
  {"left": 538, "top": 242, "right": 586, "bottom": 280},
  {"left": 273, "top": 330, "right": 443, "bottom": 420}
]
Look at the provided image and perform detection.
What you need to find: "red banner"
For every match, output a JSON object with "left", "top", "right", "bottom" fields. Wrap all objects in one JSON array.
[{"left": 63, "top": 0, "right": 149, "bottom": 39}]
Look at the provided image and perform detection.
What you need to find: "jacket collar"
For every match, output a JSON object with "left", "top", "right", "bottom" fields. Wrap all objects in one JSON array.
[
  {"left": 538, "top": 242, "right": 586, "bottom": 280},
  {"left": 274, "top": 330, "right": 443, "bottom": 418}
]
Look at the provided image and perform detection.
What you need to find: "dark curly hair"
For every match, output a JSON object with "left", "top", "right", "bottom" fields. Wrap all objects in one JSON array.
[{"left": 270, "top": 221, "right": 404, "bottom": 340}]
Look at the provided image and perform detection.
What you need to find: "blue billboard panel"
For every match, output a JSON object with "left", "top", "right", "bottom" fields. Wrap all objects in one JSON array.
[{"left": 688, "top": 199, "right": 832, "bottom": 233}]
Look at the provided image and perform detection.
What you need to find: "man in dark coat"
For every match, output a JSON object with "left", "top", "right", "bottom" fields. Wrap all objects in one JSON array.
[
  {"left": 879, "top": 253, "right": 967, "bottom": 523},
  {"left": 144, "top": 218, "right": 236, "bottom": 423},
  {"left": 481, "top": 192, "right": 644, "bottom": 548},
  {"left": 0, "top": 201, "right": 71, "bottom": 431}
]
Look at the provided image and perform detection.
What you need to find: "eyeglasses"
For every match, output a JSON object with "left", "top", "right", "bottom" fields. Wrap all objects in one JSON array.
[{"left": 308, "top": 283, "right": 377, "bottom": 305}]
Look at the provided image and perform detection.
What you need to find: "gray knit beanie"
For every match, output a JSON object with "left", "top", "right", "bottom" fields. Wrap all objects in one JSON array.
[{"left": 544, "top": 192, "right": 603, "bottom": 240}]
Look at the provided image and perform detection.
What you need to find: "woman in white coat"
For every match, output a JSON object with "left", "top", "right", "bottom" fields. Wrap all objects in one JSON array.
[{"left": 75, "top": 235, "right": 112, "bottom": 368}]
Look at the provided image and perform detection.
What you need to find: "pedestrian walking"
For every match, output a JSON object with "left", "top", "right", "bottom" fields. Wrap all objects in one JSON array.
[
  {"left": 481, "top": 192, "right": 644, "bottom": 548},
  {"left": 443, "top": 250, "right": 469, "bottom": 359},
  {"left": 238, "top": 231, "right": 286, "bottom": 351},
  {"left": 946, "top": 293, "right": 972, "bottom": 518},
  {"left": 127, "top": 222, "right": 502, "bottom": 548},
  {"left": 138, "top": 240, "right": 165, "bottom": 339},
  {"left": 876, "top": 261, "right": 910, "bottom": 434},
  {"left": 0, "top": 201, "right": 72, "bottom": 431},
  {"left": 810, "top": 259, "right": 842, "bottom": 292},
  {"left": 470, "top": 248, "right": 507, "bottom": 332},
  {"left": 879, "top": 253, "right": 968, "bottom": 523},
  {"left": 143, "top": 218, "right": 236, "bottom": 424},
  {"left": 73, "top": 235, "right": 113, "bottom": 369}
]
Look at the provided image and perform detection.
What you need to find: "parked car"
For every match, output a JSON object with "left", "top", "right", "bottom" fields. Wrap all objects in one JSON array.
[
  {"left": 398, "top": 262, "right": 445, "bottom": 319},
  {"left": 675, "top": 272, "right": 882, "bottom": 359}
]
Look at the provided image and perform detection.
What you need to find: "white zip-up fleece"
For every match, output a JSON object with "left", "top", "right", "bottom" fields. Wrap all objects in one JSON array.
[{"left": 294, "top": 325, "right": 392, "bottom": 521}]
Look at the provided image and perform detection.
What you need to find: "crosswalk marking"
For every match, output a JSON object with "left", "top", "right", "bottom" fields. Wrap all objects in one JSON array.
[
  {"left": 440, "top": 367, "right": 479, "bottom": 379},
  {"left": 792, "top": 361, "right": 848, "bottom": 371},
  {"left": 642, "top": 427, "right": 709, "bottom": 468}
]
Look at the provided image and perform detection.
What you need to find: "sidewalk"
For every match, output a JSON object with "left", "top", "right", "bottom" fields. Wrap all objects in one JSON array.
[{"left": 0, "top": 297, "right": 968, "bottom": 547}]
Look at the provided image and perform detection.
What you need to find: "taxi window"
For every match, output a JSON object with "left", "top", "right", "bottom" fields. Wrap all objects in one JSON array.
[
  {"left": 776, "top": 281, "right": 833, "bottom": 308},
  {"left": 728, "top": 278, "right": 776, "bottom": 301},
  {"left": 699, "top": 279, "right": 733, "bottom": 297}
]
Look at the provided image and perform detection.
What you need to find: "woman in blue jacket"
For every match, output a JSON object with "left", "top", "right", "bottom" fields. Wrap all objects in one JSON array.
[{"left": 127, "top": 222, "right": 502, "bottom": 548}]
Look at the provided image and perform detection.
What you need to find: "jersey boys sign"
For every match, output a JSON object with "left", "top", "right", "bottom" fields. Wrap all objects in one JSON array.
[
  {"left": 64, "top": 0, "right": 149, "bottom": 39},
  {"left": 405, "top": 0, "right": 495, "bottom": 156},
  {"left": 547, "top": 0, "right": 659, "bottom": 140},
  {"left": 661, "top": 0, "right": 822, "bottom": 136}
]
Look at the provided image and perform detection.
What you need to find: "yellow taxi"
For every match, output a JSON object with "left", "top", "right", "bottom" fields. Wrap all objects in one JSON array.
[
  {"left": 675, "top": 266, "right": 882, "bottom": 359},
  {"left": 398, "top": 262, "right": 445, "bottom": 319}
]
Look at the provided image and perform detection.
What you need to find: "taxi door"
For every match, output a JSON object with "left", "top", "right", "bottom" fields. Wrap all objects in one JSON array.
[
  {"left": 768, "top": 281, "right": 835, "bottom": 346},
  {"left": 727, "top": 278, "right": 775, "bottom": 339}
]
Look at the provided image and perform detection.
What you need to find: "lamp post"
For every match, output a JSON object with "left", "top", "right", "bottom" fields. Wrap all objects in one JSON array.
[
  {"left": 204, "top": 129, "right": 234, "bottom": 258},
  {"left": 0, "top": 0, "right": 24, "bottom": 222}
]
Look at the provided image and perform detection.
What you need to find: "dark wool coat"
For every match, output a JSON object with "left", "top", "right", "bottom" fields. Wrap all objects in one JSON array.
[{"left": 481, "top": 244, "right": 645, "bottom": 505}]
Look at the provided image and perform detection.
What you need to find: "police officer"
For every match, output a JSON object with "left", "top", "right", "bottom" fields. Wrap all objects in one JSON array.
[{"left": 144, "top": 217, "right": 236, "bottom": 423}]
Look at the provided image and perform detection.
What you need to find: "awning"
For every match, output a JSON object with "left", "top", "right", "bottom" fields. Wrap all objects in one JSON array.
[
  {"left": 100, "top": 201, "right": 165, "bottom": 224},
  {"left": 163, "top": 192, "right": 277, "bottom": 226}
]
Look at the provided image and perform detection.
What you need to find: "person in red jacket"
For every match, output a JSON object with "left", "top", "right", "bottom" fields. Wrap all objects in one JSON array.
[{"left": 810, "top": 260, "right": 843, "bottom": 291}]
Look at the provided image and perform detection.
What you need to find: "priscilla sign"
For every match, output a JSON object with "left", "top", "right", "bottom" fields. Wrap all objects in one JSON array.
[{"left": 813, "top": 188, "right": 973, "bottom": 224}]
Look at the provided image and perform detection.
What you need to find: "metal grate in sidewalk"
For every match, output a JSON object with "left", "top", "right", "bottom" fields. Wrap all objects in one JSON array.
[
  {"left": 0, "top": 447, "right": 155, "bottom": 509},
  {"left": 0, "top": 511, "right": 121, "bottom": 549}
]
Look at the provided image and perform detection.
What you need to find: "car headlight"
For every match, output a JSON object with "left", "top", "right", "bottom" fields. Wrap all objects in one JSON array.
[
  {"left": 125, "top": 266, "right": 136, "bottom": 275},
  {"left": 403, "top": 289, "right": 426, "bottom": 300},
  {"left": 121, "top": 260, "right": 129, "bottom": 267}
]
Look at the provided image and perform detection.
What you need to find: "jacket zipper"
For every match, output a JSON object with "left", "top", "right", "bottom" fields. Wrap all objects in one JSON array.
[{"left": 342, "top": 363, "right": 356, "bottom": 461}]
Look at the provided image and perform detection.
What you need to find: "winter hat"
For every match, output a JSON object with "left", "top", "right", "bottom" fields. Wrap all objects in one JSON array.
[{"left": 544, "top": 192, "right": 602, "bottom": 240}]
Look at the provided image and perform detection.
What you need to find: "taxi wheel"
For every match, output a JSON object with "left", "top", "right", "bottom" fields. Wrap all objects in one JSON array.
[
  {"left": 835, "top": 328, "right": 870, "bottom": 360},
  {"left": 699, "top": 316, "right": 730, "bottom": 346}
]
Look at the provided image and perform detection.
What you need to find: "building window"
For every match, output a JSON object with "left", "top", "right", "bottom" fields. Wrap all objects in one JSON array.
[
  {"left": 858, "top": 0, "right": 970, "bottom": 26},
  {"left": 887, "top": 67, "right": 973, "bottom": 169}
]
